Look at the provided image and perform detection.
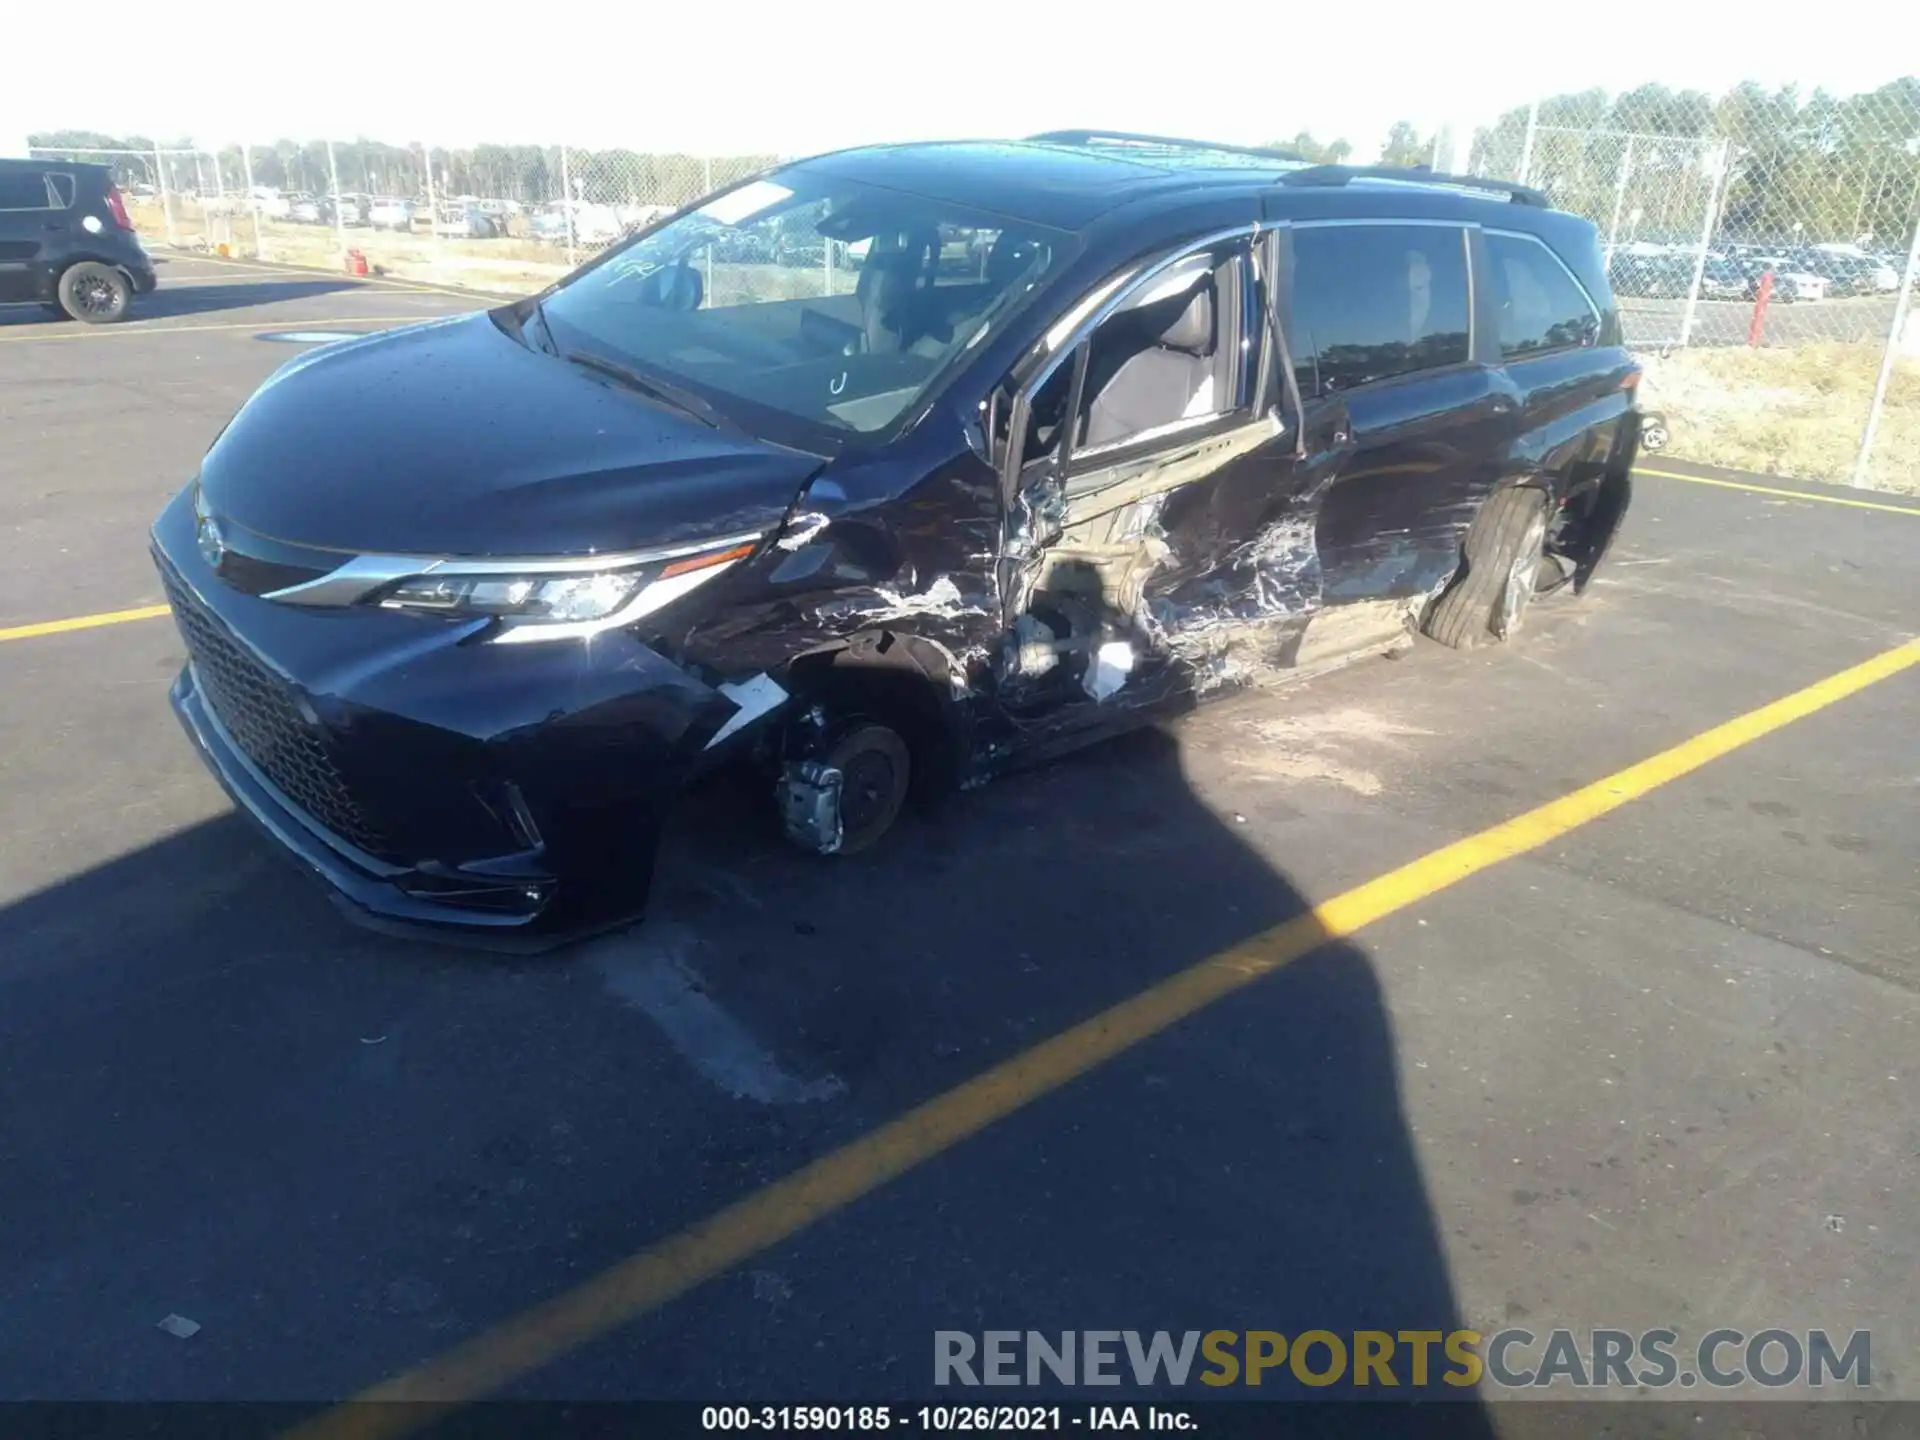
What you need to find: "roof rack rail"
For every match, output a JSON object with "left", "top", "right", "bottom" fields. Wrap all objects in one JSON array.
[
  {"left": 1278, "top": 163, "right": 1549, "bottom": 207},
  {"left": 1027, "top": 130, "right": 1308, "bottom": 164}
]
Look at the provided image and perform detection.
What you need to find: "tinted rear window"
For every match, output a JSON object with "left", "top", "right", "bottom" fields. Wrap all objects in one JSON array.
[
  {"left": 46, "top": 174, "right": 76, "bottom": 208},
  {"left": 0, "top": 172, "right": 54, "bottom": 210},
  {"left": 1486, "top": 231, "right": 1601, "bottom": 359},
  {"left": 1287, "top": 224, "right": 1471, "bottom": 397}
]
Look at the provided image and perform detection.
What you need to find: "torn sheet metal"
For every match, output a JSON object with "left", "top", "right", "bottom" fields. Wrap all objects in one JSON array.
[
  {"left": 704, "top": 673, "right": 790, "bottom": 750},
  {"left": 1010, "top": 612, "right": 1062, "bottom": 677},
  {"left": 1083, "top": 640, "right": 1135, "bottom": 701},
  {"left": 774, "top": 511, "right": 832, "bottom": 551},
  {"left": 846, "top": 575, "right": 978, "bottom": 624}
]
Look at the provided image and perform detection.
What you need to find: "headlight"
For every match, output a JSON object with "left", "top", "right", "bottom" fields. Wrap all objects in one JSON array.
[
  {"left": 382, "top": 570, "right": 642, "bottom": 621},
  {"left": 376, "top": 536, "right": 760, "bottom": 641}
]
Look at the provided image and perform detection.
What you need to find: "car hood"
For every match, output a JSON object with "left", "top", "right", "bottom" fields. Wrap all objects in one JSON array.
[{"left": 198, "top": 312, "right": 825, "bottom": 557}]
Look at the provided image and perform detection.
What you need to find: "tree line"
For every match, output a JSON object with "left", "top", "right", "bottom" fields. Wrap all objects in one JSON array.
[
  {"left": 1287, "top": 79, "right": 1919, "bottom": 249},
  {"left": 1470, "top": 78, "right": 1920, "bottom": 247}
]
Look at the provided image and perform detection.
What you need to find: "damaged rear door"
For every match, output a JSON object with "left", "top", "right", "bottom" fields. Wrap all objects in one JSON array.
[
  {"left": 1279, "top": 219, "right": 1516, "bottom": 627},
  {"left": 990, "top": 228, "right": 1337, "bottom": 744}
]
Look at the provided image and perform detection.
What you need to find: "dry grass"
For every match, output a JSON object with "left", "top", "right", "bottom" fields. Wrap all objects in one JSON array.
[
  {"left": 129, "top": 198, "right": 859, "bottom": 300},
  {"left": 128, "top": 197, "right": 576, "bottom": 293},
  {"left": 258, "top": 224, "right": 573, "bottom": 294},
  {"left": 1640, "top": 341, "right": 1919, "bottom": 494}
]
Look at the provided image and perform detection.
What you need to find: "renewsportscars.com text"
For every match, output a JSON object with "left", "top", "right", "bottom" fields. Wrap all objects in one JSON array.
[{"left": 933, "top": 1328, "right": 1870, "bottom": 1390}]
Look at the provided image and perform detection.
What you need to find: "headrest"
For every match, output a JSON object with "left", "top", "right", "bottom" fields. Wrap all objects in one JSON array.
[{"left": 1157, "top": 283, "right": 1215, "bottom": 355}]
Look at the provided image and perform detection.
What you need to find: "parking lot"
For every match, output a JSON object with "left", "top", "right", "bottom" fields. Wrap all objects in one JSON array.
[
  {"left": 1, "top": 257, "right": 1916, "bottom": 1425},
  {"left": 1618, "top": 291, "right": 1903, "bottom": 348}
]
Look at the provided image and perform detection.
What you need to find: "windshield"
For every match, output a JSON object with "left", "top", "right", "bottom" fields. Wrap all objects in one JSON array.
[{"left": 534, "top": 171, "right": 1069, "bottom": 438}]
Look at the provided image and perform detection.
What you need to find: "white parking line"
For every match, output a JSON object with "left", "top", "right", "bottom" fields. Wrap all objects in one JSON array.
[{"left": 592, "top": 924, "right": 845, "bottom": 1105}]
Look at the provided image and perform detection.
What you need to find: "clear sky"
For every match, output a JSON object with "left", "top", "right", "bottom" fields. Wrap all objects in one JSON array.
[{"left": 10, "top": 0, "right": 1915, "bottom": 159}]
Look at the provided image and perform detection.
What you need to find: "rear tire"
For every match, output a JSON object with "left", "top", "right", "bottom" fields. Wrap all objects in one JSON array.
[
  {"left": 1423, "top": 485, "right": 1551, "bottom": 650},
  {"left": 58, "top": 263, "right": 132, "bottom": 324},
  {"left": 822, "top": 723, "right": 911, "bottom": 855}
]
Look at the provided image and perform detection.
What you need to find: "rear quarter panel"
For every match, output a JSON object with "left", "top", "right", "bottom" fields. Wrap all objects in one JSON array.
[{"left": 1499, "top": 345, "right": 1640, "bottom": 496}]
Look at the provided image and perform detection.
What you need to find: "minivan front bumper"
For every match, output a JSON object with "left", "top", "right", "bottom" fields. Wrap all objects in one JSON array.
[
  {"left": 152, "top": 486, "right": 743, "bottom": 945},
  {"left": 169, "top": 661, "right": 565, "bottom": 938}
]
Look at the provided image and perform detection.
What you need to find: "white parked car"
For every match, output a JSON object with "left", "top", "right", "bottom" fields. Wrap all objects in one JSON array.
[
  {"left": 1812, "top": 244, "right": 1900, "bottom": 293},
  {"left": 616, "top": 203, "right": 675, "bottom": 233},
  {"left": 368, "top": 197, "right": 417, "bottom": 231},
  {"left": 433, "top": 204, "right": 500, "bottom": 239},
  {"left": 1748, "top": 257, "right": 1827, "bottom": 302},
  {"left": 570, "top": 203, "right": 625, "bottom": 245},
  {"left": 530, "top": 202, "right": 625, "bottom": 246}
]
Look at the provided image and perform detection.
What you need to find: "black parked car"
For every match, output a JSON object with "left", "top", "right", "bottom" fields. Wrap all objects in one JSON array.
[
  {"left": 1696, "top": 255, "right": 1753, "bottom": 301},
  {"left": 153, "top": 132, "right": 1639, "bottom": 943},
  {"left": 0, "top": 158, "right": 157, "bottom": 322},
  {"left": 1607, "top": 249, "right": 1695, "bottom": 298}
]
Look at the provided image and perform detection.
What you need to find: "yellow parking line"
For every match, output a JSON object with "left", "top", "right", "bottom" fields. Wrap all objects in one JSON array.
[
  {"left": 0, "top": 604, "right": 171, "bottom": 643},
  {"left": 285, "top": 637, "right": 1920, "bottom": 1439},
  {"left": 1638, "top": 466, "right": 1920, "bottom": 516},
  {"left": 0, "top": 317, "right": 441, "bottom": 344}
]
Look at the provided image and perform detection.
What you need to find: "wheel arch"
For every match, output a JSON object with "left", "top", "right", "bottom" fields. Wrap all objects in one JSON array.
[
  {"left": 44, "top": 254, "right": 140, "bottom": 305},
  {"left": 781, "top": 628, "right": 971, "bottom": 800}
]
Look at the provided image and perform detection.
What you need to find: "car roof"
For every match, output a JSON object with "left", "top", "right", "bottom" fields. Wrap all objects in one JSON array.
[
  {"left": 0, "top": 156, "right": 110, "bottom": 177},
  {"left": 787, "top": 138, "right": 1563, "bottom": 233}
]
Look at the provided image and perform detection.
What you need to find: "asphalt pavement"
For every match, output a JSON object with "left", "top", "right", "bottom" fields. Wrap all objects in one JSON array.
[
  {"left": 1618, "top": 289, "right": 1899, "bottom": 348},
  {"left": 0, "top": 258, "right": 1914, "bottom": 1425}
]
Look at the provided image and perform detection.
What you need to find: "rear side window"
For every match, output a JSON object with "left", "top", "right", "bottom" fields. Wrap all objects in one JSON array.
[
  {"left": 45, "top": 174, "right": 76, "bottom": 208},
  {"left": 1486, "top": 231, "right": 1600, "bottom": 359},
  {"left": 1286, "top": 224, "right": 1470, "bottom": 397},
  {"left": 0, "top": 172, "right": 55, "bottom": 210}
]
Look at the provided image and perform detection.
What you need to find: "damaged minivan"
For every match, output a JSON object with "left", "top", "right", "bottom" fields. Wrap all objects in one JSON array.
[{"left": 152, "top": 132, "right": 1639, "bottom": 941}]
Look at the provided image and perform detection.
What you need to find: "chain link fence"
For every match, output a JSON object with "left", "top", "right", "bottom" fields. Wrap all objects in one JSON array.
[
  {"left": 29, "top": 83, "right": 1920, "bottom": 491},
  {"left": 30, "top": 138, "right": 782, "bottom": 292},
  {"left": 1475, "top": 82, "right": 1920, "bottom": 490}
]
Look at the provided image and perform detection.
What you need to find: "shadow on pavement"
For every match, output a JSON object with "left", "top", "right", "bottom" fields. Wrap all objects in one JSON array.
[
  {"left": 0, "top": 714, "right": 1491, "bottom": 1427},
  {"left": 0, "top": 278, "right": 366, "bottom": 328}
]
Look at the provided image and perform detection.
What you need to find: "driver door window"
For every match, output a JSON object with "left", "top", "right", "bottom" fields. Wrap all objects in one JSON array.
[{"left": 1014, "top": 241, "right": 1258, "bottom": 486}]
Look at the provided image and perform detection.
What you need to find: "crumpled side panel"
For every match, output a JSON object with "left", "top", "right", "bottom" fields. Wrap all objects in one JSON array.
[
  {"left": 671, "top": 449, "right": 1008, "bottom": 690},
  {"left": 999, "top": 413, "right": 1353, "bottom": 706}
]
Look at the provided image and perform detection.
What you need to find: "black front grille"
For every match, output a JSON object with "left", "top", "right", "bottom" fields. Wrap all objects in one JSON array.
[{"left": 159, "top": 560, "right": 391, "bottom": 858}]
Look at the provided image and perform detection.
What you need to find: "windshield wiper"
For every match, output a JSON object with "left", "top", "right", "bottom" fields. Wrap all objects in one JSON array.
[{"left": 559, "top": 347, "right": 727, "bottom": 431}]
